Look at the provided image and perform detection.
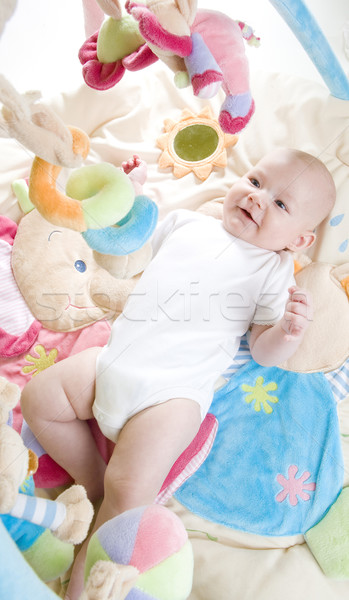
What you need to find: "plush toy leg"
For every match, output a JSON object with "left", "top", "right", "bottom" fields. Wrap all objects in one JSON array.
[
  {"left": 192, "top": 11, "right": 255, "bottom": 134},
  {"left": 219, "top": 92, "right": 255, "bottom": 135},
  {"left": 0, "top": 521, "right": 59, "bottom": 600},
  {"left": 54, "top": 485, "right": 94, "bottom": 545},
  {"left": 184, "top": 33, "right": 223, "bottom": 99},
  {"left": 305, "top": 487, "right": 349, "bottom": 578},
  {"left": 22, "top": 528, "right": 75, "bottom": 583},
  {"left": 2, "top": 513, "right": 75, "bottom": 583}
]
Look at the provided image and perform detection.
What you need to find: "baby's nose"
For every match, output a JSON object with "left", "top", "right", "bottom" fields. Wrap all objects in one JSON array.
[{"left": 249, "top": 190, "right": 269, "bottom": 209}]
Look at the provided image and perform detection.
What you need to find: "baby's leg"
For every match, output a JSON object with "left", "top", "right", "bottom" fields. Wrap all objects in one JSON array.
[
  {"left": 103, "top": 397, "right": 202, "bottom": 515},
  {"left": 21, "top": 346, "right": 106, "bottom": 502},
  {"left": 67, "top": 397, "right": 201, "bottom": 600}
]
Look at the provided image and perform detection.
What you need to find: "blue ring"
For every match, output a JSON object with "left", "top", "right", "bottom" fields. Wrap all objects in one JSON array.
[{"left": 82, "top": 195, "right": 158, "bottom": 255}]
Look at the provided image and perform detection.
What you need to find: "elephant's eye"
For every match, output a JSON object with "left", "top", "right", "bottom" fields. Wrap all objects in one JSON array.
[{"left": 74, "top": 260, "right": 87, "bottom": 273}]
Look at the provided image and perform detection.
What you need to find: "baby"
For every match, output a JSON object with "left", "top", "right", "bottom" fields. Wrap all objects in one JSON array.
[{"left": 21, "top": 148, "right": 336, "bottom": 599}]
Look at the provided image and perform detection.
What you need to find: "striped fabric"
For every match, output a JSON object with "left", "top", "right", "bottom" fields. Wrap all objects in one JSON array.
[
  {"left": 156, "top": 418, "right": 218, "bottom": 505},
  {"left": 325, "top": 357, "right": 349, "bottom": 403},
  {"left": 9, "top": 493, "right": 66, "bottom": 532},
  {"left": 221, "top": 334, "right": 252, "bottom": 380},
  {"left": 0, "top": 241, "right": 36, "bottom": 336},
  {"left": 223, "top": 335, "right": 349, "bottom": 404}
]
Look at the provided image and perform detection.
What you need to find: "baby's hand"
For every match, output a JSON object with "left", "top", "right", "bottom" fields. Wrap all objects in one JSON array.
[{"left": 281, "top": 286, "right": 313, "bottom": 341}]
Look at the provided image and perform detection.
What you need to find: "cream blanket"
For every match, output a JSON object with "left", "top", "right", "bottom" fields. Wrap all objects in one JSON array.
[{"left": 0, "top": 62, "right": 348, "bottom": 599}]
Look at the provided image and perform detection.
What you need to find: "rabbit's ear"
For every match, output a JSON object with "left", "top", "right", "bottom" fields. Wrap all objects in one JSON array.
[
  {"left": 96, "top": 0, "right": 122, "bottom": 20},
  {"left": 175, "top": 0, "right": 198, "bottom": 26}
]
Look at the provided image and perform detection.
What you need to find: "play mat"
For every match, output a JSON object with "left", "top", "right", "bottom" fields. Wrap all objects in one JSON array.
[{"left": 0, "top": 1, "right": 349, "bottom": 599}]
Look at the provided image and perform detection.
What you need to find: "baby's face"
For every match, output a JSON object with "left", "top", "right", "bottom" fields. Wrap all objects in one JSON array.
[{"left": 222, "top": 151, "right": 321, "bottom": 251}]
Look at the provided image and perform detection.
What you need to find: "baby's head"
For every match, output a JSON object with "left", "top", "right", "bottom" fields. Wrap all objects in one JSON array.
[{"left": 223, "top": 148, "right": 336, "bottom": 252}]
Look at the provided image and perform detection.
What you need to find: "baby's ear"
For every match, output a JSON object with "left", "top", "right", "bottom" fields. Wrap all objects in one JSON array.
[{"left": 286, "top": 230, "right": 316, "bottom": 252}]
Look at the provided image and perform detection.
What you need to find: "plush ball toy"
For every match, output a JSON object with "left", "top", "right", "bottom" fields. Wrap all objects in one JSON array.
[{"left": 84, "top": 504, "right": 194, "bottom": 599}]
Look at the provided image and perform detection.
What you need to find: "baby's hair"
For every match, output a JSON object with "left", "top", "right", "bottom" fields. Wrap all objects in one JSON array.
[{"left": 288, "top": 148, "right": 336, "bottom": 228}]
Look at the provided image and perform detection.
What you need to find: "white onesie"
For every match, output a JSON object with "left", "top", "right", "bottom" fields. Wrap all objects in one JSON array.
[{"left": 94, "top": 209, "right": 294, "bottom": 441}]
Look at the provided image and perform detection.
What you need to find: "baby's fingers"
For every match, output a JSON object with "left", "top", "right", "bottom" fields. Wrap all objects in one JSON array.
[
  {"left": 284, "top": 311, "right": 308, "bottom": 331},
  {"left": 288, "top": 286, "right": 310, "bottom": 302},
  {"left": 287, "top": 287, "right": 313, "bottom": 320},
  {"left": 286, "top": 300, "right": 312, "bottom": 321}
]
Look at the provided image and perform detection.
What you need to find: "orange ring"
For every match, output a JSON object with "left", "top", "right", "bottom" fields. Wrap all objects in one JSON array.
[{"left": 29, "top": 126, "right": 90, "bottom": 232}]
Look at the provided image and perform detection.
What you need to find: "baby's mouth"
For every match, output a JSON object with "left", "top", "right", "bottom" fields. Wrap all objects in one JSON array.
[{"left": 240, "top": 207, "right": 256, "bottom": 223}]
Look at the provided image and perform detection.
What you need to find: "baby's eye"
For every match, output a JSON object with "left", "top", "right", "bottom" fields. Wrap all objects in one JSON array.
[
  {"left": 275, "top": 199, "right": 287, "bottom": 211},
  {"left": 250, "top": 178, "right": 260, "bottom": 188}
]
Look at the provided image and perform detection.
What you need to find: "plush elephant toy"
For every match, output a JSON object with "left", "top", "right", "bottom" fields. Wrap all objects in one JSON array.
[{"left": 0, "top": 205, "right": 151, "bottom": 488}]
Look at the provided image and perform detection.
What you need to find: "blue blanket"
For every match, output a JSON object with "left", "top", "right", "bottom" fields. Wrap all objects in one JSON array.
[{"left": 175, "top": 359, "right": 344, "bottom": 536}]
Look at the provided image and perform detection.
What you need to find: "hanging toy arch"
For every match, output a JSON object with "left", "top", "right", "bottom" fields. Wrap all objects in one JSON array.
[{"left": 269, "top": 0, "right": 349, "bottom": 100}]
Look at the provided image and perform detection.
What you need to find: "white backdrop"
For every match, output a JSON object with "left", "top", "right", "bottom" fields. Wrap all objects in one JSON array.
[{"left": 0, "top": 0, "right": 348, "bottom": 98}]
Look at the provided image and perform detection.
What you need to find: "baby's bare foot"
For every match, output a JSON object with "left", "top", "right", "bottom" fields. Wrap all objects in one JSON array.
[{"left": 122, "top": 154, "right": 147, "bottom": 190}]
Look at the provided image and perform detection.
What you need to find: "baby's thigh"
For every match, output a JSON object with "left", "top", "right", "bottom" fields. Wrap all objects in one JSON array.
[{"left": 21, "top": 346, "right": 101, "bottom": 421}]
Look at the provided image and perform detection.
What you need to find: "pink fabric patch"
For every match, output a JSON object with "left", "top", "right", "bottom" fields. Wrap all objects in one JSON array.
[
  {"left": 159, "top": 413, "right": 217, "bottom": 496},
  {"left": 0, "top": 319, "right": 111, "bottom": 429},
  {"left": 0, "top": 214, "right": 18, "bottom": 246},
  {"left": 0, "top": 322, "right": 42, "bottom": 359},
  {"left": 191, "top": 70, "right": 224, "bottom": 96},
  {"left": 130, "top": 505, "right": 187, "bottom": 573},
  {"left": 35, "top": 454, "right": 73, "bottom": 488},
  {"left": 0, "top": 319, "right": 113, "bottom": 488},
  {"left": 219, "top": 100, "right": 255, "bottom": 135},
  {"left": 276, "top": 465, "right": 316, "bottom": 506}
]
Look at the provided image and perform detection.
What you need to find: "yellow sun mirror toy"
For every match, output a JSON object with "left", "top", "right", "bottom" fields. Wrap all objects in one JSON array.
[{"left": 157, "top": 107, "right": 238, "bottom": 181}]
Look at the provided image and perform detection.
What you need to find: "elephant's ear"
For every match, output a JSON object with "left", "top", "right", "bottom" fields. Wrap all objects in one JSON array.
[
  {"left": 0, "top": 215, "right": 41, "bottom": 357},
  {"left": 331, "top": 263, "right": 349, "bottom": 299}
]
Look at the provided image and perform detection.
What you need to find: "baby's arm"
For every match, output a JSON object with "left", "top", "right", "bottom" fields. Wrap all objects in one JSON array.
[{"left": 249, "top": 286, "right": 313, "bottom": 366}]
